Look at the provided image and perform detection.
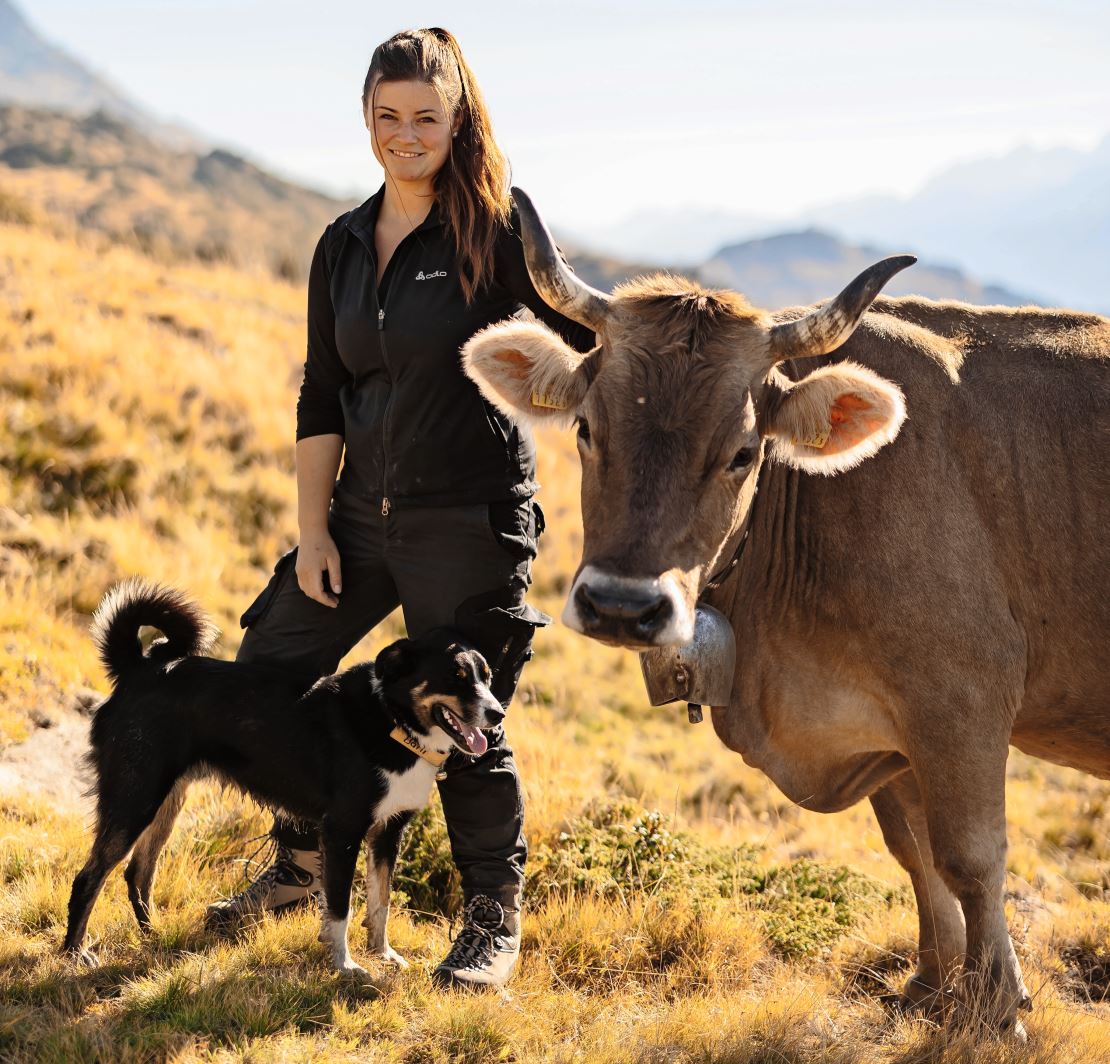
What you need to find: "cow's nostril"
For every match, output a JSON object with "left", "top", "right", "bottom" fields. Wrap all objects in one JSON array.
[
  {"left": 575, "top": 583, "right": 601, "bottom": 626},
  {"left": 636, "top": 596, "right": 672, "bottom": 636},
  {"left": 575, "top": 581, "right": 675, "bottom": 639}
]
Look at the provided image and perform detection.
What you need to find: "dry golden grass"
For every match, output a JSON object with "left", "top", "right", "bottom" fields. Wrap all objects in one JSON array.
[{"left": 3, "top": 215, "right": 1110, "bottom": 1061}]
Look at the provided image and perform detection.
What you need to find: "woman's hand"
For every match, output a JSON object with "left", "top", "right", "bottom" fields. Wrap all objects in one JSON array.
[
  {"left": 294, "top": 434, "right": 345, "bottom": 607},
  {"left": 296, "top": 528, "right": 343, "bottom": 607}
]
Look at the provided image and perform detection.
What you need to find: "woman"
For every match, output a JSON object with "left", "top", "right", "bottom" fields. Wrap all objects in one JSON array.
[{"left": 203, "top": 28, "right": 593, "bottom": 989}]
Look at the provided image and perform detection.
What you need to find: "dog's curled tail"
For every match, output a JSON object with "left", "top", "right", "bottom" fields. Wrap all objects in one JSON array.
[{"left": 92, "top": 578, "right": 218, "bottom": 684}]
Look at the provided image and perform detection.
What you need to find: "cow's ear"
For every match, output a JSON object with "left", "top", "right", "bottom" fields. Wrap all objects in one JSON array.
[
  {"left": 764, "top": 362, "right": 906, "bottom": 475},
  {"left": 462, "top": 320, "right": 594, "bottom": 429}
]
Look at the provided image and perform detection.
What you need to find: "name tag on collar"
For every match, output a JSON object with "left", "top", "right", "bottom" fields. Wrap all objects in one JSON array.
[{"left": 389, "top": 726, "right": 448, "bottom": 766}]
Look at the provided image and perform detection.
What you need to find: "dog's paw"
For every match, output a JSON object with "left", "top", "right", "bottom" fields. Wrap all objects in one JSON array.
[
  {"left": 370, "top": 946, "right": 409, "bottom": 969},
  {"left": 334, "top": 959, "right": 370, "bottom": 978}
]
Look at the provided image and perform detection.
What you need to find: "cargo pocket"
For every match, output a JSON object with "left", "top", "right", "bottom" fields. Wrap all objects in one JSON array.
[
  {"left": 455, "top": 595, "right": 552, "bottom": 706},
  {"left": 485, "top": 498, "right": 539, "bottom": 563},
  {"left": 239, "top": 546, "right": 298, "bottom": 629}
]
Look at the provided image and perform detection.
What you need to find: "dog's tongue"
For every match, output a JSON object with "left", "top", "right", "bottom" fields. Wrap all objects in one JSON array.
[{"left": 458, "top": 720, "right": 488, "bottom": 756}]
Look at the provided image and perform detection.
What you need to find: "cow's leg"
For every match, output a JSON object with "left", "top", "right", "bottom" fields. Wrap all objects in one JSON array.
[
  {"left": 870, "top": 772, "right": 965, "bottom": 1014},
  {"left": 913, "top": 740, "right": 1030, "bottom": 1032}
]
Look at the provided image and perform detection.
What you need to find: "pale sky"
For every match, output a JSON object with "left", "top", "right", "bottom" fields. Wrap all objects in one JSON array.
[{"left": 27, "top": 0, "right": 1110, "bottom": 229}]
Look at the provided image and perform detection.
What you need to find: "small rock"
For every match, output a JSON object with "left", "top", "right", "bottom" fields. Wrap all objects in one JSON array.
[
  {"left": 29, "top": 707, "right": 55, "bottom": 729},
  {"left": 72, "top": 687, "right": 104, "bottom": 717}
]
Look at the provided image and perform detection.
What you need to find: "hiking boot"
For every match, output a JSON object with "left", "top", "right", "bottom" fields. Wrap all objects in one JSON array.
[
  {"left": 205, "top": 843, "right": 322, "bottom": 930},
  {"left": 432, "top": 893, "right": 521, "bottom": 989}
]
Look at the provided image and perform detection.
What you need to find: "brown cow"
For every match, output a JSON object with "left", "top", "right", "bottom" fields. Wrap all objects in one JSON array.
[{"left": 463, "top": 189, "right": 1110, "bottom": 1033}]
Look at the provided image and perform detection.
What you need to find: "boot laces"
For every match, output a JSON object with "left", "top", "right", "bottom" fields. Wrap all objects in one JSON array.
[
  {"left": 222, "top": 840, "right": 315, "bottom": 906},
  {"left": 442, "top": 895, "right": 507, "bottom": 970}
]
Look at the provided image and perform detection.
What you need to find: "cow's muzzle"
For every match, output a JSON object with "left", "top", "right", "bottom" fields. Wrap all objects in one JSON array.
[{"left": 563, "top": 566, "right": 694, "bottom": 648}]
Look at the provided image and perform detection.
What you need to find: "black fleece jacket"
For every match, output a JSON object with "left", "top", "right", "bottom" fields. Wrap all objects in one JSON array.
[{"left": 296, "top": 186, "right": 594, "bottom": 510}]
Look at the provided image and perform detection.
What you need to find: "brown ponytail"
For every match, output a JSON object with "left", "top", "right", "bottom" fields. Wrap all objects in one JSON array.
[{"left": 363, "top": 28, "right": 510, "bottom": 303}]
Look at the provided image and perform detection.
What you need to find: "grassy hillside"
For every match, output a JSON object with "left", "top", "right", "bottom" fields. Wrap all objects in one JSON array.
[
  {"left": 3, "top": 206, "right": 1110, "bottom": 1062},
  {"left": 0, "top": 103, "right": 351, "bottom": 280},
  {"left": 0, "top": 104, "right": 660, "bottom": 294}
]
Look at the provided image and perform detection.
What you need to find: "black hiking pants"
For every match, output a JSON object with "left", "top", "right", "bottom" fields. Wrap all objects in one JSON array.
[{"left": 235, "top": 480, "right": 549, "bottom": 900}]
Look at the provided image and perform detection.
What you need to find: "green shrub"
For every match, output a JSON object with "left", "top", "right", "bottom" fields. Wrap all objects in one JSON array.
[{"left": 529, "top": 799, "right": 894, "bottom": 957}]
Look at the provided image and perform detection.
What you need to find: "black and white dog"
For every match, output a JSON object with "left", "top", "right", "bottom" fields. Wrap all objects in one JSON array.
[{"left": 62, "top": 579, "right": 501, "bottom": 974}]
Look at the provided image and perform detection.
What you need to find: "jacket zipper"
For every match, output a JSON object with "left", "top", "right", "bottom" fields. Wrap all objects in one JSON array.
[
  {"left": 375, "top": 227, "right": 425, "bottom": 517},
  {"left": 347, "top": 215, "right": 427, "bottom": 517},
  {"left": 378, "top": 306, "right": 390, "bottom": 515}
]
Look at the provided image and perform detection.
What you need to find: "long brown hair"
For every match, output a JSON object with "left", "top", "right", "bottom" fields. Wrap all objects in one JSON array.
[{"left": 363, "top": 28, "right": 510, "bottom": 302}]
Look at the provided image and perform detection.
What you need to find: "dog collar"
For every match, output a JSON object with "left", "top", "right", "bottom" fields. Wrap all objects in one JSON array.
[{"left": 389, "top": 726, "right": 449, "bottom": 767}]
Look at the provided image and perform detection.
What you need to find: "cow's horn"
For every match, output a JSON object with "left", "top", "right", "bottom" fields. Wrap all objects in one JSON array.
[
  {"left": 511, "top": 186, "right": 611, "bottom": 331},
  {"left": 769, "top": 255, "right": 917, "bottom": 361}
]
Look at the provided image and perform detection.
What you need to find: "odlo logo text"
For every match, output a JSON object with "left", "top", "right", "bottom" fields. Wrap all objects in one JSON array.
[{"left": 415, "top": 270, "right": 447, "bottom": 281}]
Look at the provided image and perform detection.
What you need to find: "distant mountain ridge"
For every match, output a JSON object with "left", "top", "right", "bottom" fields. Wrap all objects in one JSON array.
[
  {"left": 802, "top": 137, "right": 1110, "bottom": 314},
  {"left": 574, "top": 136, "right": 1110, "bottom": 315},
  {"left": 0, "top": 0, "right": 201, "bottom": 149},
  {"left": 700, "top": 229, "right": 1033, "bottom": 309},
  {"left": 0, "top": 104, "right": 353, "bottom": 279}
]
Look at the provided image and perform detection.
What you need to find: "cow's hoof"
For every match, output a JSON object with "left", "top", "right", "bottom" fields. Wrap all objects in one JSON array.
[
  {"left": 998, "top": 1015, "right": 1028, "bottom": 1043},
  {"left": 62, "top": 945, "right": 100, "bottom": 968},
  {"left": 899, "top": 975, "right": 954, "bottom": 1019}
]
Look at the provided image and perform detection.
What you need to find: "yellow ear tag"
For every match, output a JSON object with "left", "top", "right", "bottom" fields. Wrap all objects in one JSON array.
[
  {"left": 792, "top": 425, "right": 831, "bottom": 449},
  {"left": 531, "top": 390, "right": 569, "bottom": 411}
]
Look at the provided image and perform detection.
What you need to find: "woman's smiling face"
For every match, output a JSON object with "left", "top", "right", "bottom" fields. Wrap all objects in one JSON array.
[{"left": 367, "top": 78, "right": 454, "bottom": 188}]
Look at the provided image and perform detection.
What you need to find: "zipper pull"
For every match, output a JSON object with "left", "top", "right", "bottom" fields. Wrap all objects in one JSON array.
[
  {"left": 377, "top": 308, "right": 385, "bottom": 331},
  {"left": 381, "top": 497, "right": 391, "bottom": 516}
]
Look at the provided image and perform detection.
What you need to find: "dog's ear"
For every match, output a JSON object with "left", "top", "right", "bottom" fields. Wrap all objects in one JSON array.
[{"left": 375, "top": 639, "right": 414, "bottom": 683}]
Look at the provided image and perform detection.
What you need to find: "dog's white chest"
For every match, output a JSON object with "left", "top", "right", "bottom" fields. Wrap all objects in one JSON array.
[{"left": 375, "top": 762, "right": 436, "bottom": 822}]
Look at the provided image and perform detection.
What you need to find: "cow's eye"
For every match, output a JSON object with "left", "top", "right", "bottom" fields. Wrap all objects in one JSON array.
[
  {"left": 576, "top": 417, "right": 591, "bottom": 445},
  {"left": 728, "top": 446, "right": 755, "bottom": 472}
]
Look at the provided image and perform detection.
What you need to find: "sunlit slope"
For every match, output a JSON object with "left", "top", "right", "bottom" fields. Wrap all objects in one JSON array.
[
  {"left": 4, "top": 214, "right": 1110, "bottom": 1062},
  {"left": 0, "top": 216, "right": 305, "bottom": 741}
]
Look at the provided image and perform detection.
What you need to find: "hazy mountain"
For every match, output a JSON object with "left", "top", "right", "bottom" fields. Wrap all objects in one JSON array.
[
  {"left": 0, "top": 0, "right": 202, "bottom": 149},
  {"left": 566, "top": 206, "right": 774, "bottom": 268},
  {"left": 585, "top": 138, "right": 1109, "bottom": 315},
  {"left": 0, "top": 104, "right": 352, "bottom": 279},
  {"left": 700, "top": 229, "right": 1034, "bottom": 309},
  {"left": 564, "top": 229, "right": 1036, "bottom": 309},
  {"left": 557, "top": 246, "right": 680, "bottom": 295},
  {"left": 802, "top": 137, "right": 1110, "bottom": 314}
]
